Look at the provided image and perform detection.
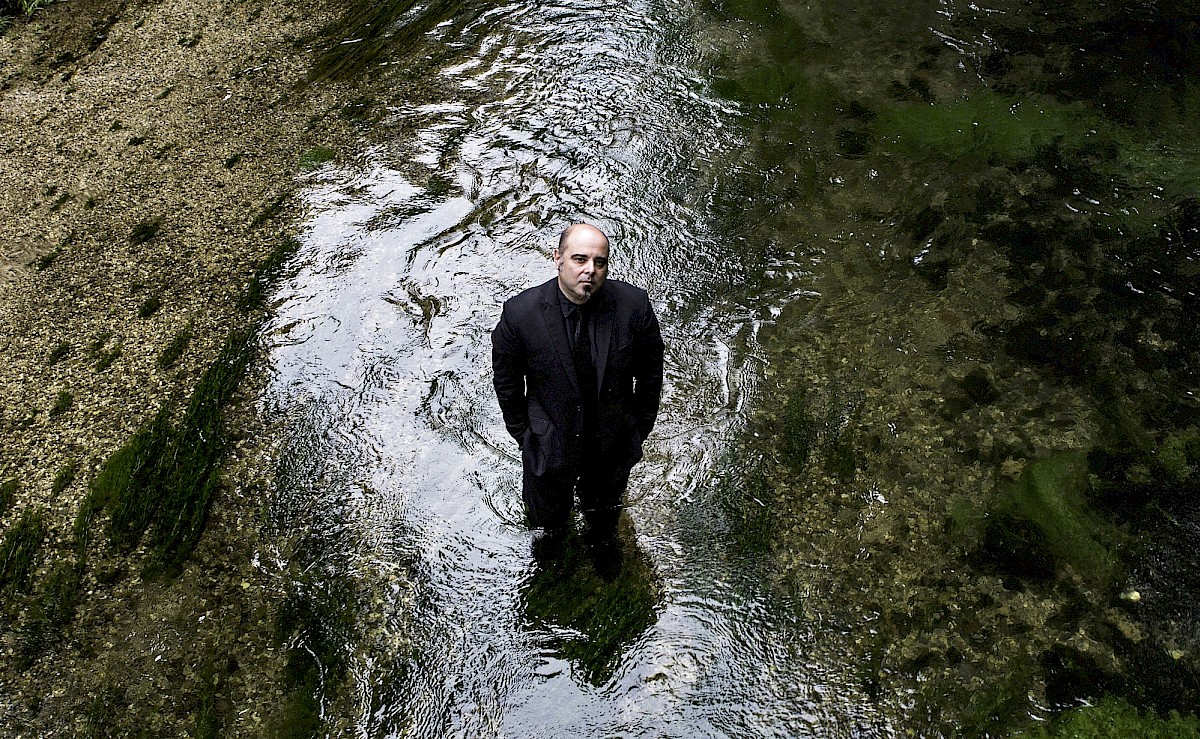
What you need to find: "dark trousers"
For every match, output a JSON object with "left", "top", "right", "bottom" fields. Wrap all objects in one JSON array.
[{"left": 523, "top": 464, "right": 630, "bottom": 536}]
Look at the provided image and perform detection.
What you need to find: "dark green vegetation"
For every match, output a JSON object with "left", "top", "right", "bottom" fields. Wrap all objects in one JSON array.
[
  {"left": 952, "top": 452, "right": 1124, "bottom": 588},
  {"left": 49, "top": 390, "right": 73, "bottom": 417},
  {"left": 308, "top": 0, "right": 473, "bottom": 82},
  {"left": 6, "top": 232, "right": 303, "bottom": 708},
  {"left": 237, "top": 237, "right": 300, "bottom": 312},
  {"left": 17, "top": 558, "right": 84, "bottom": 669},
  {"left": 51, "top": 460, "right": 77, "bottom": 496},
  {"left": 88, "top": 333, "right": 123, "bottom": 370},
  {"left": 157, "top": 322, "right": 194, "bottom": 368},
  {"left": 1015, "top": 698, "right": 1200, "bottom": 739},
  {"left": 0, "top": 478, "right": 16, "bottom": 515},
  {"left": 0, "top": 0, "right": 43, "bottom": 23},
  {"left": 137, "top": 291, "right": 163, "bottom": 318},
  {"left": 81, "top": 328, "right": 253, "bottom": 573},
  {"left": 73, "top": 232, "right": 301, "bottom": 576},
  {"left": 297, "top": 146, "right": 336, "bottom": 170},
  {"left": 703, "top": 0, "right": 1200, "bottom": 733},
  {"left": 46, "top": 341, "right": 71, "bottom": 365},
  {"left": 270, "top": 559, "right": 354, "bottom": 738},
  {"left": 34, "top": 249, "right": 59, "bottom": 270},
  {"left": 0, "top": 509, "right": 45, "bottom": 608}
]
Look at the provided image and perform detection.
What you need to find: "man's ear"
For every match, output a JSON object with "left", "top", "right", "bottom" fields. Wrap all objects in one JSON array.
[{"left": 551, "top": 248, "right": 561, "bottom": 265}]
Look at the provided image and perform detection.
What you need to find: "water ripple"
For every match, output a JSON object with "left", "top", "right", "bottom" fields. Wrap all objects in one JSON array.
[{"left": 257, "top": 0, "right": 880, "bottom": 735}]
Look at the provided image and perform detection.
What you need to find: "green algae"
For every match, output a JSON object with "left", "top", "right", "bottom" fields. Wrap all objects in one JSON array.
[
  {"left": 1154, "top": 427, "right": 1200, "bottom": 485},
  {"left": 137, "top": 291, "right": 163, "bottom": 318},
  {"left": 694, "top": 0, "right": 1200, "bottom": 731},
  {"left": 872, "top": 91, "right": 1200, "bottom": 217},
  {"left": 93, "top": 343, "right": 122, "bottom": 371},
  {"left": 157, "top": 322, "right": 194, "bottom": 368},
  {"left": 875, "top": 93, "right": 1097, "bottom": 164},
  {"left": 17, "top": 557, "right": 84, "bottom": 669},
  {"left": 49, "top": 390, "right": 73, "bottom": 417},
  {"left": 980, "top": 452, "right": 1121, "bottom": 586},
  {"left": 0, "top": 509, "right": 45, "bottom": 607},
  {"left": 192, "top": 653, "right": 227, "bottom": 739},
  {"left": 34, "top": 249, "right": 59, "bottom": 271},
  {"left": 298, "top": 146, "right": 336, "bottom": 171},
  {"left": 271, "top": 649, "right": 322, "bottom": 739},
  {"left": 1013, "top": 697, "right": 1200, "bottom": 738},
  {"left": 0, "top": 478, "right": 16, "bottom": 516},
  {"left": 51, "top": 460, "right": 77, "bottom": 496},
  {"left": 79, "top": 231, "right": 297, "bottom": 576},
  {"left": 85, "top": 329, "right": 253, "bottom": 573},
  {"left": 308, "top": 0, "right": 472, "bottom": 82},
  {"left": 238, "top": 237, "right": 300, "bottom": 312},
  {"left": 269, "top": 547, "right": 361, "bottom": 737},
  {"left": 47, "top": 341, "right": 71, "bottom": 365},
  {"left": 129, "top": 217, "right": 163, "bottom": 245}
]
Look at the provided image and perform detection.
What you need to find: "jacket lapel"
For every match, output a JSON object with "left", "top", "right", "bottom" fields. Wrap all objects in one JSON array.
[{"left": 539, "top": 280, "right": 580, "bottom": 394}]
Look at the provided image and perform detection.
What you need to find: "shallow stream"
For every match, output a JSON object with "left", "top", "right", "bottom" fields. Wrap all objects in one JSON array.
[{"left": 257, "top": 0, "right": 1200, "bottom": 734}]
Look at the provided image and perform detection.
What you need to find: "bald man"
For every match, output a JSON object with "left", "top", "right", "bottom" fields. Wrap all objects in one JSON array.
[{"left": 492, "top": 224, "right": 664, "bottom": 555}]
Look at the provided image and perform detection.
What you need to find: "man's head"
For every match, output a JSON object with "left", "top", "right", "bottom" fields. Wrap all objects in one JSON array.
[{"left": 553, "top": 223, "right": 609, "bottom": 305}]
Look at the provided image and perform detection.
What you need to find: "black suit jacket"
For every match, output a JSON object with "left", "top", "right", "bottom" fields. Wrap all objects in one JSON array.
[{"left": 492, "top": 277, "right": 664, "bottom": 479}]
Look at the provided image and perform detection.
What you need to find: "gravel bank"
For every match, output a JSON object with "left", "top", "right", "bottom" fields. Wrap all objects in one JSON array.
[{"left": 0, "top": 0, "right": 360, "bottom": 732}]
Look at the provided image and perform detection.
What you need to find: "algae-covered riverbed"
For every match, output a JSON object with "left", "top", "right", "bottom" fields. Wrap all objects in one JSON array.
[{"left": 1, "top": 0, "right": 1198, "bottom": 736}]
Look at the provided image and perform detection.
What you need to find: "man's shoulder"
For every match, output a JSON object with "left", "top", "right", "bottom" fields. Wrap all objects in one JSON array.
[
  {"left": 502, "top": 278, "right": 556, "bottom": 311},
  {"left": 600, "top": 279, "right": 650, "bottom": 306}
]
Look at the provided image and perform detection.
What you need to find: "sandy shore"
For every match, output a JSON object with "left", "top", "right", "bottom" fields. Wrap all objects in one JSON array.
[{"left": 0, "top": 0, "right": 360, "bottom": 732}]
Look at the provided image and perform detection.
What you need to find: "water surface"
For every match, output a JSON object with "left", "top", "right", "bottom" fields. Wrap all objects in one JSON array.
[
  {"left": 261, "top": 0, "right": 885, "bottom": 735},
  {"left": 259, "top": 0, "right": 1200, "bottom": 734}
]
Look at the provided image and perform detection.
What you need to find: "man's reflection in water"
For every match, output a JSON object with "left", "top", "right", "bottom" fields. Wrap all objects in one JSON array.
[{"left": 520, "top": 511, "right": 661, "bottom": 685}]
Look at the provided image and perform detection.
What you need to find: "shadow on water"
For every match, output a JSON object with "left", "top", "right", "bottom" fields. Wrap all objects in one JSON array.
[{"left": 520, "top": 514, "right": 662, "bottom": 687}]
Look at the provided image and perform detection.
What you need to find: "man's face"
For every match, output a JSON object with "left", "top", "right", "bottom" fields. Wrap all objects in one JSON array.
[{"left": 554, "top": 231, "right": 609, "bottom": 304}]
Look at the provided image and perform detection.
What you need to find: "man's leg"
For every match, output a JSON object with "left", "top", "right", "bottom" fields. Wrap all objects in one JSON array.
[
  {"left": 577, "top": 468, "right": 630, "bottom": 578},
  {"left": 523, "top": 468, "right": 575, "bottom": 560},
  {"left": 523, "top": 467, "right": 576, "bottom": 529},
  {"left": 577, "top": 468, "right": 629, "bottom": 530}
]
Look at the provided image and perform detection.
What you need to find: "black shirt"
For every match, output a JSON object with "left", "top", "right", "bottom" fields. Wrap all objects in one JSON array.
[{"left": 558, "top": 287, "right": 598, "bottom": 365}]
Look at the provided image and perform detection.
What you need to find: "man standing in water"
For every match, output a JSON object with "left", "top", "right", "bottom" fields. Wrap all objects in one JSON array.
[{"left": 491, "top": 223, "right": 664, "bottom": 560}]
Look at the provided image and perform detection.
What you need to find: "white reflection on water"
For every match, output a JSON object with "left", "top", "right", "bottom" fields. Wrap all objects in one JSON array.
[{"left": 256, "top": 0, "right": 882, "bottom": 735}]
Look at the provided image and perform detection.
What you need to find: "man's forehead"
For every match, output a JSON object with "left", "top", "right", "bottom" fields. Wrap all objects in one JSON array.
[
  {"left": 561, "top": 242, "right": 609, "bottom": 260},
  {"left": 560, "top": 237, "right": 609, "bottom": 258}
]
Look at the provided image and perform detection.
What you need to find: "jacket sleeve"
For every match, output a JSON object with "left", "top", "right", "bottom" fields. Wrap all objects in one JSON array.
[
  {"left": 631, "top": 293, "right": 665, "bottom": 441},
  {"left": 491, "top": 306, "right": 529, "bottom": 442}
]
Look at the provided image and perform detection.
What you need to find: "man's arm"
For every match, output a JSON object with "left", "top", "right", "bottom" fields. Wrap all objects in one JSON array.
[
  {"left": 631, "top": 293, "right": 665, "bottom": 441},
  {"left": 491, "top": 307, "right": 529, "bottom": 442}
]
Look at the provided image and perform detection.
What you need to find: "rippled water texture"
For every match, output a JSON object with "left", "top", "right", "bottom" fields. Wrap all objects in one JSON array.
[
  {"left": 258, "top": 0, "right": 1200, "bottom": 733},
  {"left": 259, "top": 0, "right": 881, "bottom": 735}
]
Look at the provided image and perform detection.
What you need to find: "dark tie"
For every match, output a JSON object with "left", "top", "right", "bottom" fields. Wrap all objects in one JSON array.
[{"left": 572, "top": 309, "right": 597, "bottom": 409}]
